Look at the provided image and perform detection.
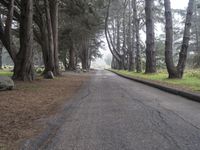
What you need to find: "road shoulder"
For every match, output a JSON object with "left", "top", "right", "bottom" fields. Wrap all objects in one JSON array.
[{"left": 108, "top": 69, "right": 200, "bottom": 102}]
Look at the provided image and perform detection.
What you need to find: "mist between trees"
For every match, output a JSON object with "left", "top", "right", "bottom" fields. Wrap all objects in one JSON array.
[
  {"left": 0, "top": 0, "right": 199, "bottom": 81},
  {"left": 106, "top": 0, "right": 199, "bottom": 79}
]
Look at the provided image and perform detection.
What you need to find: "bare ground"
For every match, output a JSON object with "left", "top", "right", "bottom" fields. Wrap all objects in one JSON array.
[{"left": 0, "top": 73, "right": 89, "bottom": 149}]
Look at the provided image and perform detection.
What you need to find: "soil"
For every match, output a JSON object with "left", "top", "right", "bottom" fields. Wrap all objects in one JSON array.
[{"left": 0, "top": 72, "right": 89, "bottom": 150}]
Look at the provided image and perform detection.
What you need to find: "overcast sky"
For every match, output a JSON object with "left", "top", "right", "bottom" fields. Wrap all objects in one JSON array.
[{"left": 171, "top": 0, "right": 188, "bottom": 9}]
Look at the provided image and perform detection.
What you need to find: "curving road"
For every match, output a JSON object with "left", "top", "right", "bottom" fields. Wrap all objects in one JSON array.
[{"left": 43, "top": 70, "right": 200, "bottom": 150}]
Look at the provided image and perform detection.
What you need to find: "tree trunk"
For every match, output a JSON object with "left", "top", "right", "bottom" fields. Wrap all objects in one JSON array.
[
  {"left": 164, "top": 0, "right": 177, "bottom": 78},
  {"left": 49, "top": 0, "right": 60, "bottom": 75},
  {"left": 13, "top": 0, "right": 34, "bottom": 81},
  {"left": 104, "top": 0, "right": 122, "bottom": 68},
  {"left": 194, "top": 1, "right": 200, "bottom": 52},
  {"left": 128, "top": 0, "right": 134, "bottom": 71},
  {"left": 68, "top": 44, "right": 75, "bottom": 70},
  {"left": 63, "top": 50, "right": 68, "bottom": 71},
  {"left": 177, "top": 0, "right": 194, "bottom": 77},
  {"left": 136, "top": 18, "right": 142, "bottom": 72},
  {"left": 0, "top": 44, "right": 2, "bottom": 69},
  {"left": 81, "top": 48, "right": 88, "bottom": 70},
  {"left": 34, "top": 0, "right": 60, "bottom": 77},
  {"left": 164, "top": 0, "right": 194, "bottom": 78},
  {"left": 132, "top": 0, "right": 142, "bottom": 72},
  {"left": 145, "top": 0, "right": 156, "bottom": 73},
  {"left": 43, "top": 0, "right": 56, "bottom": 77},
  {"left": 0, "top": 0, "right": 17, "bottom": 63},
  {"left": 122, "top": 1, "right": 127, "bottom": 70}
]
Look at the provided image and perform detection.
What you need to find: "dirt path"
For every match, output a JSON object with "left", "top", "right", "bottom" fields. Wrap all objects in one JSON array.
[{"left": 0, "top": 72, "right": 89, "bottom": 149}]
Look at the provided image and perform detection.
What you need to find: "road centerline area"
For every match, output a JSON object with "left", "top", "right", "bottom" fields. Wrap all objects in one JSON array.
[{"left": 43, "top": 70, "right": 200, "bottom": 150}]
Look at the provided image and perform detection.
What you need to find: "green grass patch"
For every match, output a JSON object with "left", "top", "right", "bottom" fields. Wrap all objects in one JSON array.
[
  {"left": 111, "top": 69, "right": 200, "bottom": 92},
  {"left": 0, "top": 70, "right": 13, "bottom": 77}
]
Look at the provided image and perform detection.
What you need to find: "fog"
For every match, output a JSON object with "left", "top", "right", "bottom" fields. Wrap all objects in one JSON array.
[{"left": 91, "top": 0, "right": 189, "bottom": 69}]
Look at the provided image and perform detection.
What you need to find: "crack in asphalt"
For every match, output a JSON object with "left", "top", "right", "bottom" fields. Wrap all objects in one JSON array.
[
  {"left": 22, "top": 70, "right": 200, "bottom": 150},
  {"left": 118, "top": 83, "right": 200, "bottom": 150}
]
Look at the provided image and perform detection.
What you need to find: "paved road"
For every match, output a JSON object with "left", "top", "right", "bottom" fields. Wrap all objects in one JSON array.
[{"left": 44, "top": 70, "right": 200, "bottom": 150}]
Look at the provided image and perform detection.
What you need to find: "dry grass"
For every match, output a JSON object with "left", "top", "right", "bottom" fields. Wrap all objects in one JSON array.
[{"left": 0, "top": 73, "right": 89, "bottom": 149}]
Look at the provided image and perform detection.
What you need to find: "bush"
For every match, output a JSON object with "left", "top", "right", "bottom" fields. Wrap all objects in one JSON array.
[{"left": 35, "top": 68, "right": 44, "bottom": 74}]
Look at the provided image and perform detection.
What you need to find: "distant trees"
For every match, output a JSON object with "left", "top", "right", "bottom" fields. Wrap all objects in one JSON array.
[
  {"left": 0, "top": 0, "right": 197, "bottom": 80},
  {"left": 105, "top": 0, "right": 133, "bottom": 70},
  {"left": 0, "top": 0, "right": 104, "bottom": 81},
  {"left": 0, "top": 0, "right": 60, "bottom": 80},
  {"left": 59, "top": 0, "right": 104, "bottom": 71},
  {"left": 108, "top": 0, "right": 196, "bottom": 79}
]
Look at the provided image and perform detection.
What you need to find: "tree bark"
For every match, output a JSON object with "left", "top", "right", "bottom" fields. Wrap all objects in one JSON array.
[
  {"left": 81, "top": 39, "right": 89, "bottom": 70},
  {"left": 13, "top": 0, "right": 34, "bottom": 81},
  {"left": 133, "top": 0, "right": 142, "bottom": 72},
  {"left": 68, "top": 43, "right": 76, "bottom": 70},
  {"left": 104, "top": 0, "right": 122, "bottom": 68},
  {"left": 43, "top": 0, "right": 57, "bottom": 77},
  {"left": 136, "top": 18, "right": 142, "bottom": 73},
  {"left": 0, "top": 0, "right": 17, "bottom": 63},
  {"left": 145, "top": 0, "right": 156, "bottom": 73},
  {"left": 34, "top": 0, "right": 58, "bottom": 77},
  {"left": 128, "top": 0, "right": 134, "bottom": 71},
  {"left": 164, "top": 0, "right": 194, "bottom": 78},
  {"left": 177, "top": 0, "right": 194, "bottom": 77},
  {"left": 49, "top": 0, "right": 60, "bottom": 75},
  {"left": 0, "top": 43, "right": 2, "bottom": 69},
  {"left": 164, "top": 0, "right": 177, "bottom": 78}
]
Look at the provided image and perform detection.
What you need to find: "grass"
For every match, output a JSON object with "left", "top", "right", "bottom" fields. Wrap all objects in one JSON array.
[
  {"left": 111, "top": 69, "right": 200, "bottom": 92},
  {"left": 0, "top": 70, "right": 13, "bottom": 77}
]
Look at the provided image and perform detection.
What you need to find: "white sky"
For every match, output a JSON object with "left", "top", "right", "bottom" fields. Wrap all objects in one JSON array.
[
  {"left": 171, "top": 0, "right": 188, "bottom": 9},
  {"left": 91, "top": 0, "right": 189, "bottom": 69}
]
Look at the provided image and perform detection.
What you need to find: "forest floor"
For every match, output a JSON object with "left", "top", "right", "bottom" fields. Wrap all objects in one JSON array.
[
  {"left": 111, "top": 69, "right": 200, "bottom": 93},
  {"left": 0, "top": 71, "right": 89, "bottom": 150}
]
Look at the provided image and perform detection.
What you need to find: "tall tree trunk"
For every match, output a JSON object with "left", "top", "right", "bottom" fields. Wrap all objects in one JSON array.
[
  {"left": 122, "top": 1, "right": 127, "bottom": 70},
  {"left": 135, "top": 18, "right": 142, "bottom": 72},
  {"left": 104, "top": 0, "right": 122, "bottom": 68},
  {"left": 68, "top": 43, "right": 75, "bottom": 70},
  {"left": 0, "top": 43, "right": 2, "bottom": 69},
  {"left": 177, "top": 0, "right": 195, "bottom": 77},
  {"left": 164, "top": 0, "right": 194, "bottom": 78},
  {"left": 34, "top": 0, "right": 59, "bottom": 77},
  {"left": 116, "top": 14, "right": 123, "bottom": 69},
  {"left": 128, "top": 0, "right": 134, "bottom": 71},
  {"left": 133, "top": 0, "right": 142, "bottom": 72},
  {"left": 44, "top": 0, "right": 56, "bottom": 77},
  {"left": 13, "top": 0, "right": 34, "bottom": 81},
  {"left": 194, "top": 1, "right": 200, "bottom": 52},
  {"left": 63, "top": 50, "right": 68, "bottom": 71},
  {"left": 0, "top": 0, "right": 17, "bottom": 63},
  {"left": 145, "top": 0, "right": 156, "bottom": 73},
  {"left": 164, "top": 0, "right": 177, "bottom": 78},
  {"left": 81, "top": 47, "right": 88, "bottom": 70},
  {"left": 49, "top": 0, "right": 60, "bottom": 75}
]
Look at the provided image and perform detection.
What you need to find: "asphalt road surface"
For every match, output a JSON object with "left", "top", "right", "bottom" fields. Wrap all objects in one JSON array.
[{"left": 43, "top": 70, "right": 200, "bottom": 150}]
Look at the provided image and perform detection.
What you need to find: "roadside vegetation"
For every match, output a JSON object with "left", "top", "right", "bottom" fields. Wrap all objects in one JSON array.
[
  {"left": 107, "top": 0, "right": 200, "bottom": 81},
  {"left": 111, "top": 69, "right": 200, "bottom": 92},
  {"left": 0, "top": 70, "right": 13, "bottom": 77}
]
